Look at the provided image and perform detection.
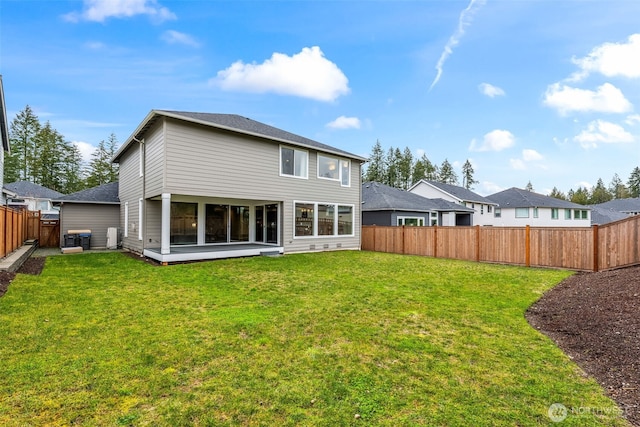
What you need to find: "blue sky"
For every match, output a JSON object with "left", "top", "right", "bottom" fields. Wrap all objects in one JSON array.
[{"left": 1, "top": 0, "right": 639, "bottom": 196}]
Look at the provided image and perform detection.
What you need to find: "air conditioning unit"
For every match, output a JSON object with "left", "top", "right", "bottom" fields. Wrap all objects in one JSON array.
[{"left": 106, "top": 227, "right": 119, "bottom": 249}]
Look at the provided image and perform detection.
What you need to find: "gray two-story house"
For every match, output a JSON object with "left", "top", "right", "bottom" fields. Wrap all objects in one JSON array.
[{"left": 112, "top": 110, "right": 366, "bottom": 263}]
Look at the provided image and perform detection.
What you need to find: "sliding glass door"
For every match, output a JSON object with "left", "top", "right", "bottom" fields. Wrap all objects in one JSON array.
[{"left": 255, "top": 204, "right": 278, "bottom": 244}]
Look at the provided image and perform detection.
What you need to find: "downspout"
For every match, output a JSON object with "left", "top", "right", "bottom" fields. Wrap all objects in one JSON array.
[{"left": 133, "top": 136, "right": 145, "bottom": 255}]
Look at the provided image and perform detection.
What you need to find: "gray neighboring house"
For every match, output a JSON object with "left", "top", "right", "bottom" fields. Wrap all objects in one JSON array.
[
  {"left": 56, "top": 182, "right": 120, "bottom": 249},
  {"left": 589, "top": 198, "right": 640, "bottom": 225},
  {"left": 0, "top": 75, "right": 11, "bottom": 205},
  {"left": 4, "top": 181, "right": 63, "bottom": 217},
  {"left": 487, "top": 187, "right": 591, "bottom": 227},
  {"left": 408, "top": 179, "right": 498, "bottom": 226},
  {"left": 362, "top": 182, "right": 475, "bottom": 226},
  {"left": 112, "top": 110, "right": 367, "bottom": 263}
]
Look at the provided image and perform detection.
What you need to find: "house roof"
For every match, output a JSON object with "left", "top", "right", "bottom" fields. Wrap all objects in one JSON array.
[
  {"left": 588, "top": 205, "right": 630, "bottom": 225},
  {"left": 409, "top": 179, "right": 496, "bottom": 205},
  {"left": 488, "top": 187, "right": 589, "bottom": 209},
  {"left": 362, "top": 182, "right": 475, "bottom": 213},
  {"left": 0, "top": 75, "right": 9, "bottom": 153},
  {"left": 591, "top": 197, "right": 640, "bottom": 214},
  {"left": 4, "top": 181, "right": 64, "bottom": 199},
  {"left": 57, "top": 182, "right": 119, "bottom": 204},
  {"left": 113, "top": 110, "right": 367, "bottom": 163}
]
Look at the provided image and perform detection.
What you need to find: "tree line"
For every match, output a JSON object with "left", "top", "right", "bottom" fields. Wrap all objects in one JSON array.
[
  {"left": 362, "top": 140, "right": 477, "bottom": 190},
  {"left": 362, "top": 140, "right": 640, "bottom": 205},
  {"left": 3, "top": 105, "right": 119, "bottom": 195}
]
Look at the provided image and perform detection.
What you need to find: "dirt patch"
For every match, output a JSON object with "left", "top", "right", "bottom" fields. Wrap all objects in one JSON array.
[
  {"left": 0, "top": 256, "right": 46, "bottom": 297},
  {"left": 527, "top": 265, "right": 640, "bottom": 426}
]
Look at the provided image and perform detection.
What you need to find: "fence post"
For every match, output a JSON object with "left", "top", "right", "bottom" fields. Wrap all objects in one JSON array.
[
  {"left": 401, "top": 225, "right": 405, "bottom": 254},
  {"left": 433, "top": 226, "right": 438, "bottom": 258},
  {"left": 475, "top": 225, "right": 480, "bottom": 263},
  {"left": 592, "top": 224, "right": 599, "bottom": 272},
  {"left": 525, "top": 225, "right": 531, "bottom": 267}
]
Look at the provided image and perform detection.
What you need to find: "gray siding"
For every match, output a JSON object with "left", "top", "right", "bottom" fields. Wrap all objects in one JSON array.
[
  {"left": 363, "top": 211, "right": 393, "bottom": 226},
  {"left": 118, "top": 143, "right": 144, "bottom": 253},
  {"left": 60, "top": 204, "right": 120, "bottom": 248},
  {"left": 118, "top": 117, "right": 363, "bottom": 255},
  {"left": 162, "top": 119, "right": 361, "bottom": 253}
]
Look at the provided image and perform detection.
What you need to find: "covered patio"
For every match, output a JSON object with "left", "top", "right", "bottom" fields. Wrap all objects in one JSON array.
[{"left": 143, "top": 243, "right": 284, "bottom": 264}]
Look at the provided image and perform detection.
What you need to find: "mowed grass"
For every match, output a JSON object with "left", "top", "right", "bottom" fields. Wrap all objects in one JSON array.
[{"left": 0, "top": 251, "right": 628, "bottom": 426}]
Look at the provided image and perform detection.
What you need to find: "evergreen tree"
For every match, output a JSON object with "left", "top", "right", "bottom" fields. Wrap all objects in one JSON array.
[
  {"left": 525, "top": 181, "right": 534, "bottom": 192},
  {"left": 363, "top": 139, "right": 385, "bottom": 183},
  {"left": 461, "top": 159, "right": 477, "bottom": 190},
  {"left": 62, "top": 144, "right": 86, "bottom": 194},
  {"left": 609, "top": 173, "right": 628, "bottom": 199},
  {"left": 548, "top": 187, "right": 567, "bottom": 200},
  {"left": 397, "top": 147, "right": 413, "bottom": 190},
  {"left": 628, "top": 166, "right": 640, "bottom": 198},
  {"left": 385, "top": 147, "right": 398, "bottom": 188},
  {"left": 86, "top": 133, "right": 119, "bottom": 187},
  {"left": 589, "top": 178, "right": 613, "bottom": 204},
  {"left": 411, "top": 155, "right": 426, "bottom": 185},
  {"left": 5, "top": 105, "right": 40, "bottom": 182},
  {"left": 438, "top": 159, "right": 458, "bottom": 185},
  {"left": 569, "top": 187, "right": 589, "bottom": 205}
]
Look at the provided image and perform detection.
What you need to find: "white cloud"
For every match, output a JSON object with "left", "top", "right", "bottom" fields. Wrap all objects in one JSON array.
[
  {"left": 64, "top": 0, "right": 176, "bottom": 23},
  {"left": 522, "top": 149, "right": 543, "bottom": 161},
  {"left": 570, "top": 33, "right": 640, "bottom": 81},
  {"left": 161, "top": 30, "right": 200, "bottom": 47},
  {"left": 509, "top": 158, "right": 526, "bottom": 170},
  {"left": 326, "top": 116, "right": 361, "bottom": 130},
  {"left": 573, "top": 120, "right": 635, "bottom": 149},
  {"left": 625, "top": 114, "right": 640, "bottom": 126},
  {"left": 72, "top": 141, "right": 96, "bottom": 163},
  {"left": 469, "top": 129, "right": 515, "bottom": 152},
  {"left": 478, "top": 83, "right": 505, "bottom": 98},
  {"left": 213, "top": 46, "right": 350, "bottom": 102},
  {"left": 543, "top": 82, "right": 632, "bottom": 115},
  {"left": 429, "top": 0, "right": 486, "bottom": 91}
]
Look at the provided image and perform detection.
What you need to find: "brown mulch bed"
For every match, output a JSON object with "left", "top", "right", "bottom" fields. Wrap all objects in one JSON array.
[
  {"left": 527, "top": 265, "right": 640, "bottom": 426},
  {"left": 0, "top": 256, "right": 638, "bottom": 424}
]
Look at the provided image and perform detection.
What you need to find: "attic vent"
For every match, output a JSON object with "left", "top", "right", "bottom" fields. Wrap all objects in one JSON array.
[
  {"left": 336, "top": 243, "right": 342, "bottom": 248},
  {"left": 323, "top": 243, "right": 329, "bottom": 249},
  {"left": 309, "top": 244, "right": 316, "bottom": 250}
]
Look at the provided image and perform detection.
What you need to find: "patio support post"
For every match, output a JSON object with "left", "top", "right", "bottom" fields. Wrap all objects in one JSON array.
[{"left": 161, "top": 193, "right": 171, "bottom": 255}]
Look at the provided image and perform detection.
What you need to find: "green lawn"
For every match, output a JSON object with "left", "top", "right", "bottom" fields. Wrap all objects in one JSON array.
[{"left": 0, "top": 251, "right": 628, "bottom": 426}]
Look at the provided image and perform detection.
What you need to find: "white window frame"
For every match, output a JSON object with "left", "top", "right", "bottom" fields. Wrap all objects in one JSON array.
[
  {"left": 551, "top": 208, "right": 559, "bottom": 220},
  {"left": 293, "top": 201, "right": 355, "bottom": 238},
  {"left": 533, "top": 207, "right": 539, "bottom": 218},
  {"left": 317, "top": 155, "right": 351, "bottom": 187},
  {"left": 494, "top": 208, "right": 501, "bottom": 218},
  {"left": 564, "top": 209, "right": 572, "bottom": 220},
  {"left": 280, "top": 146, "right": 308, "bottom": 179},
  {"left": 139, "top": 141, "right": 144, "bottom": 178},
  {"left": 515, "top": 207, "right": 529, "bottom": 218},
  {"left": 397, "top": 216, "right": 426, "bottom": 227}
]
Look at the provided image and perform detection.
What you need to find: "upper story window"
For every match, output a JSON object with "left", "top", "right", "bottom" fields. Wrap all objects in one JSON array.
[
  {"left": 280, "top": 146, "right": 308, "bottom": 179},
  {"left": 574, "top": 209, "right": 588, "bottom": 220},
  {"left": 533, "top": 207, "right": 539, "bottom": 218},
  {"left": 565, "top": 209, "right": 572, "bottom": 220},
  {"left": 318, "top": 155, "right": 351, "bottom": 187},
  {"left": 515, "top": 207, "right": 529, "bottom": 218},
  {"left": 551, "top": 208, "right": 559, "bottom": 220},
  {"left": 494, "top": 208, "right": 501, "bottom": 218}
]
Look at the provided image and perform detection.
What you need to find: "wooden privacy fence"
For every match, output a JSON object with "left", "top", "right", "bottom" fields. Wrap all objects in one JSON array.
[
  {"left": 362, "top": 214, "right": 640, "bottom": 272},
  {"left": 0, "top": 205, "right": 28, "bottom": 258}
]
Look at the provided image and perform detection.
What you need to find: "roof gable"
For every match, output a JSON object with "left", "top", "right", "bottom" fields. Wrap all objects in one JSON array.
[
  {"left": 113, "top": 110, "right": 366, "bottom": 162},
  {"left": 410, "top": 180, "right": 496, "bottom": 205},
  {"left": 488, "top": 187, "right": 589, "bottom": 209},
  {"left": 57, "top": 182, "right": 119, "bottom": 204},
  {"left": 362, "top": 182, "right": 474, "bottom": 213},
  {"left": 4, "top": 181, "right": 64, "bottom": 199}
]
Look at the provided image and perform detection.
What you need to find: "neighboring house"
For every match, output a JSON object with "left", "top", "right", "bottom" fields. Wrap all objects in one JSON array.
[
  {"left": 487, "top": 187, "right": 591, "bottom": 227},
  {"left": 112, "top": 110, "right": 366, "bottom": 263},
  {"left": 4, "top": 181, "right": 63, "bottom": 218},
  {"left": 591, "top": 198, "right": 640, "bottom": 216},
  {"left": 362, "top": 181, "right": 475, "bottom": 226},
  {"left": 0, "top": 75, "right": 11, "bottom": 205},
  {"left": 588, "top": 205, "right": 629, "bottom": 225},
  {"left": 57, "top": 182, "right": 120, "bottom": 249},
  {"left": 408, "top": 180, "right": 498, "bottom": 226}
]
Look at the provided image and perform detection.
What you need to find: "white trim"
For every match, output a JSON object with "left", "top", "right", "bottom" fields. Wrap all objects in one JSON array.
[
  {"left": 279, "top": 145, "right": 308, "bottom": 179},
  {"left": 293, "top": 200, "right": 355, "bottom": 239},
  {"left": 138, "top": 198, "right": 143, "bottom": 240},
  {"left": 124, "top": 202, "right": 129, "bottom": 238},
  {"left": 397, "top": 216, "right": 427, "bottom": 226}
]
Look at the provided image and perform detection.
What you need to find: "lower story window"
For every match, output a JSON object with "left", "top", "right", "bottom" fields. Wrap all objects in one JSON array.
[
  {"left": 397, "top": 217, "right": 425, "bottom": 226},
  {"left": 171, "top": 202, "right": 198, "bottom": 245},
  {"left": 294, "top": 201, "right": 354, "bottom": 237}
]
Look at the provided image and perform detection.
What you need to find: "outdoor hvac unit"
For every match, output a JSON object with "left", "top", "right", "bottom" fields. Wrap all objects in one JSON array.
[{"left": 106, "top": 227, "right": 119, "bottom": 250}]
